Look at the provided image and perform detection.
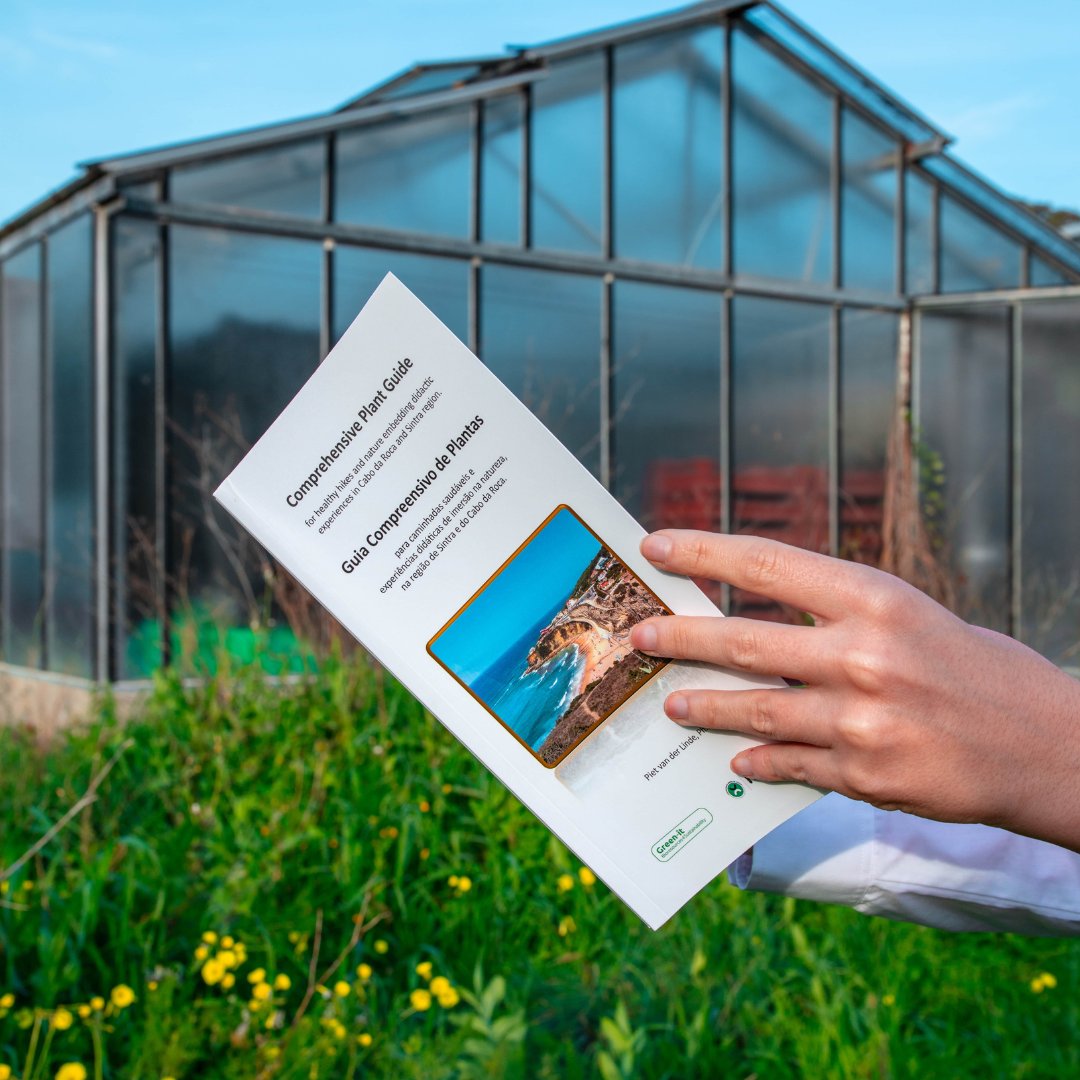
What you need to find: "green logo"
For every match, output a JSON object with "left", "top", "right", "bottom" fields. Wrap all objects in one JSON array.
[{"left": 726, "top": 781, "right": 744, "bottom": 798}]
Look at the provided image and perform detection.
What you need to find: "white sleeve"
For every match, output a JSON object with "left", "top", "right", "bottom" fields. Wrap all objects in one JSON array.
[{"left": 729, "top": 792, "right": 1080, "bottom": 935}]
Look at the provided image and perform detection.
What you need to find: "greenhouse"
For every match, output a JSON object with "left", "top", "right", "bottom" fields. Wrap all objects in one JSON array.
[{"left": 2, "top": 0, "right": 1080, "bottom": 711}]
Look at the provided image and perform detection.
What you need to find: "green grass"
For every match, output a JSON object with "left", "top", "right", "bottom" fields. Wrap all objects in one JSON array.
[{"left": 1, "top": 652, "right": 1077, "bottom": 1079}]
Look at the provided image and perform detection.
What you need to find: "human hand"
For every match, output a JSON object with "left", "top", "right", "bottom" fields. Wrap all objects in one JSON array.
[{"left": 629, "top": 531, "right": 1080, "bottom": 854}]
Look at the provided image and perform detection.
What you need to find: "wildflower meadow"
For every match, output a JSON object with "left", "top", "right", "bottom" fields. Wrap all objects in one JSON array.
[{"left": 1, "top": 653, "right": 1078, "bottom": 1078}]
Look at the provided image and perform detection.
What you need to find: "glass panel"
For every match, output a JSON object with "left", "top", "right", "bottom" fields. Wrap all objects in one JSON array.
[
  {"left": 480, "top": 266, "right": 601, "bottom": 477},
  {"left": 904, "top": 169, "right": 935, "bottom": 294},
  {"left": 530, "top": 52, "right": 604, "bottom": 254},
  {"left": 743, "top": 6, "right": 937, "bottom": 145},
  {"left": 1020, "top": 299, "right": 1080, "bottom": 667},
  {"left": 335, "top": 109, "right": 471, "bottom": 237},
  {"left": 841, "top": 108, "right": 896, "bottom": 293},
  {"left": 733, "top": 30, "right": 833, "bottom": 284},
  {"left": 613, "top": 26, "right": 723, "bottom": 267},
  {"left": 112, "top": 217, "right": 161, "bottom": 679},
  {"left": 918, "top": 306, "right": 1010, "bottom": 630},
  {"left": 379, "top": 64, "right": 485, "bottom": 101},
  {"left": 732, "top": 297, "right": 830, "bottom": 618},
  {"left": 939, "top": 194, "right": 1021, "bottom": 293},
  {"left": 170, "top": 140, "right": 324, "bottom": 219},
  {"left": 613, "top": 283, "right": 721, "bottom": 539},
  {"left": 46, "top": 215, "right": 95, "bottom": 677},
  {"left": 1030, "top": 256, "right": 1071, "bottom": 288},
  {"left": 840, "top": 308, "right": 897, "bottom": 564},
  {"left": 1, "top": 244, "right": 44, "bottom": 667},
  {"left": 481, "top": 93, "right": 523, "bottom": 245},
  {"left": 168, "top": 226, "right": 321, "bottom": 670},
  {"left": 333, "top": 247, "right": 467, "bottom": 344}
]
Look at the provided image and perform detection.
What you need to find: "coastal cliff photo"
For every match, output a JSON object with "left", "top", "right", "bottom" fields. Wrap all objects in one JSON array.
[{"left": 428, "top": 506, "right": 669, "bottom": 766}]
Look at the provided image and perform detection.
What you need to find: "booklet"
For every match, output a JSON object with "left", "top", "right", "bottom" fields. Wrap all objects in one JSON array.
[{"left": 215, "top": 274, "right": 821, "bottom": 929}]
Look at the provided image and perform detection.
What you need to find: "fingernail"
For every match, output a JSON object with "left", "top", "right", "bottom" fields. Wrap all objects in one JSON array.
[
  {"left": 665, "top": 693, "right": 688, "bottom": 721},
  {"left": 731, "top": 754, "right": 756, "bottom": 779},
  {"left": 641, "top": 533, "right": 672, "bottom": 564},
  {"left": 631, "top": 622, "right": 658, "bottom": 652}
]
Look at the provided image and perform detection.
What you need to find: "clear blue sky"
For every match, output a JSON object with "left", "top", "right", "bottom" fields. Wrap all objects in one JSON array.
[
  {"left": 3, "top": 0, "right": 1078, "bottom": 225},
  {"left": 431, "top": 509, "right": 601, "bottom": 684}
]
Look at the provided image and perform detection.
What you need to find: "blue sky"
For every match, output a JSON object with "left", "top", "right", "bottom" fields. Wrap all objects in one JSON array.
[
  {"left": 3, "top": 0, "right": 1078, "bottom": 224},
  {"left": 431, "top": 509, "right": 601, "bottom": 683}
]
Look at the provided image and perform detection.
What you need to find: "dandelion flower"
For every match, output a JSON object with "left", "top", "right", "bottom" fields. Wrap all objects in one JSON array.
[
  {"left": 557, "top": 873, "right": 574, "bottom": 893},
  {"left": 202, "top": 959, "right": 225, "bottom": 986},
  {"left": 194, "top": 945, "right": 209, "bottom": 962},
  {"left": 76, "top": 1005, "right": 92, "bottom": 1019},
  {"left": 287, "top": 931, "right": 301, "bottom": 944},
  {"left": 410, "top": 988, "right": 432, "bottom": 1011},
  {"left": 1041, "top": 972, "right": 1058, "bottom": 990},
  {"left": 202, "top": 931, "right": 218, "bottom": 945},
  {"left": 220, "top": 936, "right": 235, "bottom": 949},
  {"left": 882, "top": 993, "right": 896, "bottom": 1007},
  {"left": 216, "top": 950, "right": 237, "bottom": 969},
  {"left": 0, "top": 881, "right": 7, "bottom": 894},
  {"left": 373, "top": 940, "right": 389, "bottom": 955},
  {"left": 222, "top": 974, "right": 236, "bottom": 990},
  {"left": 420, "top": 848, "right": 430, "bottom": 861},
  {"left": 455, "top": 876, "right": 472, "bottom": 895},
  {"left": 436, "top": 988, "right": 460, "bottom": 1008},
  {"left": 579, "top": 867, "right": 597, "bottom": 887},
  {"left": 90, "top": 997, "right": 105, "bottom": 1011},
  {"left": 429, "top": 976, "right": 451, "bottom": 996},
  {"left": 358, "top": 1032, "right": 373, "bottom": 1047},
  {"left": 247, "top": 968, "right": 267, "bottom": 985},
  {"left": 248, "top": 998, "right": 263, "bottom": 1012},
  {"left": 147, "top": 981, "right": 158, "bottom": 992},
  {"left": 357, "top": 963, "right": 373, "bottom": 981},
  {"left": 0, "top": 1065, "right": 10, "bottom": 1080},
  {"left": 415, "top": 962, "right": 433, "bottom": 981},
  {"left": 55, "top": 1065, "right": 87, "bottom": 1080},
  {"left": 273, "top": 974, "right": 291, "bottom": 991},
  {"left": 253, "top": 982, "right": 272, "bottom": 1002},
  {"left": 447, "top": 875, "right": 459, "bottom": 888},
  {"left": 558, "top": 915, "right": 576, "bottom": 937},
  {"left": 333, "top": 981, "right": 350, "bottom": 998},
  {"left": 111, "top": 985, "right": 136, "bottom": 1010},
  {"left": 419, "top": 801, "right": 430, "bottom": 813},
  {"left": 52, "top": 1007, "right": 74, "bottom": 1031},
  {"left": 331, "top": 1020, "right": 347, "bottom": 1039},
  {"left": 0, "top": 993, "right": 13, "bottom": 1008}
]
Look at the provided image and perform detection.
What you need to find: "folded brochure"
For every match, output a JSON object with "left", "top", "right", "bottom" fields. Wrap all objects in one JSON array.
[{"left": 214, "top": 273, "right": 821, "bottom": 929}]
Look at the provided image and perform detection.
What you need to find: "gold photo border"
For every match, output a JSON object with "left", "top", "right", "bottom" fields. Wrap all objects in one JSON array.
[{"left": 426, "top": 504, "right": 672, "bottom": 769}]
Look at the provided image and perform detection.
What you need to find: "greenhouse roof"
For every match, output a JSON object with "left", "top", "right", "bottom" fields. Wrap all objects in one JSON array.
[{"left": 3, "top": 0, "right": 1078, "bottom": 272}]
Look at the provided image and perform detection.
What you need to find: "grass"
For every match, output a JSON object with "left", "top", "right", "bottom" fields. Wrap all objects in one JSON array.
[{"left": 1, "top": 651, "right": 1077, "bottom": 1079}]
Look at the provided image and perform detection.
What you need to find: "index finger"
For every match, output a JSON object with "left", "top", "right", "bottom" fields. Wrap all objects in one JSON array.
[{"left": 641, "top": 531, "right": 871, "bottom": 620}]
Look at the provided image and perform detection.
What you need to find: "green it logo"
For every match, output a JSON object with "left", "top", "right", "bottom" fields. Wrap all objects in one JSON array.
[{"left": 726, "top": 781, "right": 744, "bottom": 798}]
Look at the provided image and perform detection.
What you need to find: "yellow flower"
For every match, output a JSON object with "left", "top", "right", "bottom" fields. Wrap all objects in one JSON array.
[
  {"left": 248, "top": 998, "right": 263, "bottom": 1012},
  {"left": 111, "top": 985, "right": 136, "bottom": 1010},
  {"left": 202, "top": 959, "right": 225, "bottom": 986},
  {"left": 0, "top": 993, "right": 13, "bottom": 1008},
  {"left": 194, "top": 945, "right": 209, "bottom": 962},
  {"left": 90, "top": 997, "right": 105, "bottom": 1011},
  {"left": 76, "top": 1004, "right": 92, "bottom": 1019},
  {"left": 216, "top": 950, "right": 237, "bottom": 969},
  {"left": 253, "top": 982, "right": 272, "bottom": 1002},
  {"left": 264, "top": 1046, "right": 281, "bottom": 1059},
  {"left": 55, "top": 1065, "right": 88, "bottom": 1080},
  {"left": 0, "top": 1065, "right": 10, "bottom": 1080},
  {"left": 357, "top": 963, "right": 373, "bottom": 981},
  {"left": 273, "top": 974, "right": 291, "bottom": 991},
  {"left": 579, "top": 867, "right": 597, "bottom": 887},
  {"left": 557, "top": 873, "right": 575, "bottom": 893},
  {"left": 373, "top": 940, "right": 389, "bottom": 955},
  {"left": 882, "top": 993, "right": 896, "bottom": 1007},
  {"left": 247, "top": 968, "right": 267, "bottom": 985},
  {"left": 333, "top": 981, "right": 350, "bottom": 998},
  {"left": 357, "top": 1032, "right": 373, "bottom": 1047},
  {"left": 429, "top": 976, "right": 451, "bottom": 996},
  {"left": 147, "top": 981, "right": 158, "bottom": 992},
  {"left": 420, "top": 848, "right": 430, "bottom": 860},
  {"left": 222, "top": 973, "right": 236, "bottom": 990},
  {"left": 21, "top": 880, "right": 33, "bottom": 891},
  {"left": 409, "top": 988, "right": 432, "bottom": 1011},
  {"left": 447, "top": 875, "right": 459, "bottom": 888},
  {"left": 436, "top": 987, "right": 460, "bottom": 1008},
  {"left": 287, "top": 931, "right": 301, "bottom": 944},
  {"left": 0, "top": 881, "right": 7, "bottom": 894},
  {"left": 1040, "top": 972, "right": 1058, "bottom": 990},
  {"left": 220, "top": 935, "right": 235, "bottom": 949},
  {"left": 53, "top": 1007, "right": 75, "bottom": 1030},
  {"left": 558, "top": 916, "right": 576, "bottom": 937},
  {"left": 419, "top": 800, "right": 430, "bottom": 813},
  {"left": 415, "top": 962, "right": 433, "bottom": 981},
  {"left": 455, "top": 876, "right": 472, "bottom": 895},
  {"left": 202, "top": 931, "right": 218, "bottom": 945},
  {"left": 441, "top": 783, "right": 452, "bottom": 794}
]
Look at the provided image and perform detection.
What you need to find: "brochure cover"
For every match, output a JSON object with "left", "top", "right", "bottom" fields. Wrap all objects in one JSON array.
[{"left": 214, "top": 274, "right": 821, "bottom": 929}]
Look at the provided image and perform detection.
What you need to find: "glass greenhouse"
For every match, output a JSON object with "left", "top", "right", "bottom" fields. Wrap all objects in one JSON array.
[{"left": 3, "top": 0, "right": 1080, "bottom": 701}]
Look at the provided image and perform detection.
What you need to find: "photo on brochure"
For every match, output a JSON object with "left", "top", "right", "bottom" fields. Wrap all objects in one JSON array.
[{"left": 428, "top": 505, "right": 670, "bottom": 767}]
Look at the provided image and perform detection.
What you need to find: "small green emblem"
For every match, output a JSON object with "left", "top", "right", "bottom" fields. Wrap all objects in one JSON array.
[{"left": 726, "top": 781, "right": 744, "bottom": 798}]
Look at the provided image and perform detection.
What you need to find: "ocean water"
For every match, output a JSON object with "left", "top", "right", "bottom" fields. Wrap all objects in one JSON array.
[{"left": 470, "top": 606, "right": 586, "bottom": 750}]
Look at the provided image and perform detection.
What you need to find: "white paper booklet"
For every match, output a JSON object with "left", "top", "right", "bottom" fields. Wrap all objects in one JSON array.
[{"left": 215, "top": 274, "right": 820, "bottom": 928}]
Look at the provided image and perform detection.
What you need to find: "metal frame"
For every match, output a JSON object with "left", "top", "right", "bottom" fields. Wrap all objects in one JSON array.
[{"left": 4, "top": 0, "right": 1080, "bottom": 682}]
